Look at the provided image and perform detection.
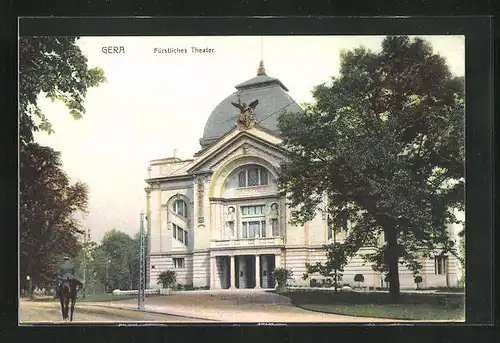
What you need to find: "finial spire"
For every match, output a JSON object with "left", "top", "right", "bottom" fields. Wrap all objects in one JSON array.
[{"left": 257, "top": 60, "right": 266, "bottom": 76}]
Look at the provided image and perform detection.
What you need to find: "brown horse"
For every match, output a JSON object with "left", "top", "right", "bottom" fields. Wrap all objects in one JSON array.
[{"left": 59, "top": 278, "right": 77, "bottom": 321}]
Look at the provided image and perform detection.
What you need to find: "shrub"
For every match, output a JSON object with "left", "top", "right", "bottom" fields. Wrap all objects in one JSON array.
[
  {"left": 354, "top": 274, "right": 364, "bottom": 287},
  {"left": 414, "top": 276, "right": 423, "bottom": 290},
  {"left": 157, "top": 270, "right": 176, "bottom": 289},
  {"left": 273, "top": 267, "right": 294, "bottom": 288},
  {"left": 310, "top": 279, "right": 318, "bottom": 287}
]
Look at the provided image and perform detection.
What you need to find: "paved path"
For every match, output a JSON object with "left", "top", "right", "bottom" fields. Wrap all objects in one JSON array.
[
  {"left": 21, "top": 292, "right": 453, "bottom": 323},
  {"left": 91, "top": 291, "right": 407, "bottom": 323},
  {"left": 19, "top": 299, "right": 209, "bottom": 324}
]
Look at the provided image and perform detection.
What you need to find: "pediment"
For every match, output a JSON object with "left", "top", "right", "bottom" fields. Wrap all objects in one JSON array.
[{"left": 187, "top": 127, "right": 286, "bottom": 175}]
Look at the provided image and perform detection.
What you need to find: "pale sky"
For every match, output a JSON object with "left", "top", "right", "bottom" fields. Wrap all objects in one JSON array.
[{"left": 32, "top": 35, "right": 465, "bottom": 243}]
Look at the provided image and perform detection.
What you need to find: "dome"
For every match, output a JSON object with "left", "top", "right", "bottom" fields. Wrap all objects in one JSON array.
[{"left": 199, "top": 62, "right": 304, "bottom": 148}]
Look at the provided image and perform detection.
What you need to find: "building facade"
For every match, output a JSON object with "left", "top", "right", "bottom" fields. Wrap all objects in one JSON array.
[{"left": 145, "top": 62, "right": 462, "bottom": 290}]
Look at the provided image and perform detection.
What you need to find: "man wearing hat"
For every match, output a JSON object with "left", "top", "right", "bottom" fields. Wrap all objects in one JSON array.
[{"left": 55, "top": 257, "right": 83, "bottom": 299}]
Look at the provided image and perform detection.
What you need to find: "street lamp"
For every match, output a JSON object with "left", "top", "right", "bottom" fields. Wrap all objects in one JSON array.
[{"left": 26, "top": 275, "right": 31, "bottom": 297}]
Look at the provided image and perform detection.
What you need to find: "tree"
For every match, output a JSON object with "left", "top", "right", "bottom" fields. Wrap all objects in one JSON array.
[
  {"left": 19, "top": 36, "right": 106, "bottom": 146},
  {"left": 302, "top": 240, "right": 349, "bottom": 293},
  {"left": 19, "top": 36, "right": 105, "bottom": 290},
  {"left": 74, "top": 233, "right": 102, "bottom": 295},
  {"left": 278, "top": 36, "right": 464, "bottom": 299},
  {"left": 20, "top": 143, "right": 89, "bottom": 289},
  {"left": 98, "top": 230, "right": 140, "bottom": 291}
]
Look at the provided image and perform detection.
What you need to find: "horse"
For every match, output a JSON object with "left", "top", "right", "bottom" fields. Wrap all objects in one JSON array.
[{"left": 58, "top": 278, "right": 78, "bottom": 321}]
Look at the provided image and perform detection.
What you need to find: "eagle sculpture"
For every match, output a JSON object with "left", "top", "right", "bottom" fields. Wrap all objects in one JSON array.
[{"left": 231, "top": 99, "right": 259, "bottom": 130}]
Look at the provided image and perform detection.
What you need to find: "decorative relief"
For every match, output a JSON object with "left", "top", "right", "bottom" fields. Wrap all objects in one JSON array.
[
  {"left": 241, "top": 143, "right": 250, "bottom": 154},
  {"left": 219, "top": 167, "right": 231, "bottom": 179},
  {"left": 195, "top": 173, "right": 210, "bottom": 226}
]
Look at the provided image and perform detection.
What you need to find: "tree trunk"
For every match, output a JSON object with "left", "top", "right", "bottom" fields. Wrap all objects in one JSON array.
[{"left": 384, "top": 226, "right": 400, "bottom": 301}]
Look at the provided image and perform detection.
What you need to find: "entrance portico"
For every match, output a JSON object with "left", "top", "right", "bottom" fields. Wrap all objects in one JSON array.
[{"left": 211, "top": 254, "right": 279, "bottom": 290}]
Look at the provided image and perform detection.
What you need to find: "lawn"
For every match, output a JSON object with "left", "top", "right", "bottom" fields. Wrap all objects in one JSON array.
[
  {"left": 284, "top": 290, "right": 465, "bottom": 321},
  {"left": 298, "top": 303, "right": 464, "bottom": 321}
]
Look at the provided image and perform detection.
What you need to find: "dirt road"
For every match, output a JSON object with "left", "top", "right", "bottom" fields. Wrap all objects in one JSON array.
[{"left": 19, "top": 299, "right": 210, "bottom": 324}]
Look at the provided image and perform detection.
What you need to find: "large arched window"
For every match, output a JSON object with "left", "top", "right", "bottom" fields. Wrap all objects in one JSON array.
[
  {"left": 173, "top": 199, "right": 187, "bottom": 217},
  {"left": 238, "top": 165, "right": 268, "bottom": 188}
]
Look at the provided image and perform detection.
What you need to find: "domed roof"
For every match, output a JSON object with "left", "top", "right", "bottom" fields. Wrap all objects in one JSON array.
[{"left": 199, "top": 62, "right": 304, "bottom": 148}]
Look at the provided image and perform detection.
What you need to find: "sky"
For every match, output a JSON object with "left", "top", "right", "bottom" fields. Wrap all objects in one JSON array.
[{"left": 32, "top": 35, "right": 465, "bottom": 243}]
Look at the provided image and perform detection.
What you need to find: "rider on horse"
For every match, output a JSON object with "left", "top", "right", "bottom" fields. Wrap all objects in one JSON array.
[{"left": 55, "top": 257, "right": 83, "bottom": 298}]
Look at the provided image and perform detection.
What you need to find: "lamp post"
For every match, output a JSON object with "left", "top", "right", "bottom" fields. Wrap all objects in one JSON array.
[
  {"left": 138, "top": 211, "right": 146, "bottom": 310},
  {"left": 26, "top": 275, "right": 32, "bottom": 297}
]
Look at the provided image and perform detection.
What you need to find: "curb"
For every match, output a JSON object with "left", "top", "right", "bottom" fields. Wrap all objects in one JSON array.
[{"left": 294, "top": 303, "right": 463, "bottom": 322}]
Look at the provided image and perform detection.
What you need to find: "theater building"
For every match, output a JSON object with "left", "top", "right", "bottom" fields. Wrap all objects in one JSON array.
[{"left": 145, "top": 62, "right": 462, "bottom": 290}]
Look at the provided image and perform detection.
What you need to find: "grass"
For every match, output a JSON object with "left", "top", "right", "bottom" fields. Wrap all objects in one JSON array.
[
  {"left": 284, "top": 290, "right": 465, "bottom": 321},
  {"left": 298, "top": 303, "right": 464, "bottom": 321}
]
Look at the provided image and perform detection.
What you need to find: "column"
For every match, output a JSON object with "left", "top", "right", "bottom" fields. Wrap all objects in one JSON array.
[
  {"left": 275, "top": 254, "right": 281, "bottom": 268},
  {"left": 255, "top": 255, "right": 261, "bottom": 289},
  {"left": 230, "top": 255, "right": 236, "bottom": 289},
  {"left": 210, "top": 257, "right": 216, "bottom": 289}
]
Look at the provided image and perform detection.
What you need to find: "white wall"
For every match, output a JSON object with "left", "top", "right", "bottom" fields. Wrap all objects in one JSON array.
[{"left": 149, "top": 253, "right": 193, "bottom": 288}]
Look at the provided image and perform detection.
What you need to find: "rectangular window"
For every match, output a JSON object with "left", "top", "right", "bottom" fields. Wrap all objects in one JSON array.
[
  {"left": 248, "top": 221, "right": 259, "bottom": 238},
  {"left": 177, "top": 227, "right": 183, "bottom": 243},
  {"left": 242, "top": 220, "right": 266, "bottom": 238},
  {"left": 242, "top": 222, "right": 248, "bottom": 238},
  {"left": 241, "top": 205, "right": 265, "bottom": 216},
  {"left": 271, "top": 219, "right": 279, "bottom": 236},
  {"left": 435, "top": 256, "right": 447, "bottom": 275},
  {"left": 173, "top": 258, "right": 185, "bottom": 269},
  {"left": 248, "top": 168, "right": 259, "bottom": 186},
  {"left": 327, "top": 225, "right": 332, "bottom": 240},
  {"left": 173, "top": 224, "right": 188, "bottom": 246}
]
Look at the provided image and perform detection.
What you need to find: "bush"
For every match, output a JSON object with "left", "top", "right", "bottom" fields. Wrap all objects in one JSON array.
[
  {"left": 310, "top": 279, "right": 318, "bottom": 287},
  {"left": 157, "top": 270, "right": 176, "bottom": 289},
  {"left": 414, "top": 276, "right": 423, "bottom": 289},
  {"left": 354, "top": 274, "right": 364, "bottom": 287},
  {"left": 273, "top": 267, "right": 294, "bottom": 288}
]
